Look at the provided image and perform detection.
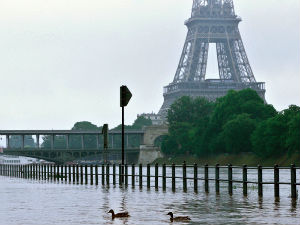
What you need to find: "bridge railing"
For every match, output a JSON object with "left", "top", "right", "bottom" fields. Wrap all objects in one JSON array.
[
  {"left": 0, "top": 130, "right": 144, "bottom": 150},
  {"left": 0, "top": 163, "right": 299, "bottom": 199}
]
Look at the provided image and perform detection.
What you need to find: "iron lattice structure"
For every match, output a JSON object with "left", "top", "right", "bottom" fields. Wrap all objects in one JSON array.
[{"left": 159, "top": 0, "right": 266, "bottom": 118}]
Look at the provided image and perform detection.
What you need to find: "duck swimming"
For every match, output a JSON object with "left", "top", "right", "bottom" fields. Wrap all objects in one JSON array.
[
  {"left": 108, "top": 209, "right": 130, "bottom": 219},
  {"left": 167, "top": 212, "right": 191, "bottom": 222}
]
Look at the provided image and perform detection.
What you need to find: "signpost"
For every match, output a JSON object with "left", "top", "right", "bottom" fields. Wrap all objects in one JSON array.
[{"left": 120, "top": 85, "right": 132, "bottom": 184}]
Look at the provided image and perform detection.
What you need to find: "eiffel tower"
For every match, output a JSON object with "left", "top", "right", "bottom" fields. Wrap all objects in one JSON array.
[{"left": 158, "top": 0, "right": 266, "bottom": 119}]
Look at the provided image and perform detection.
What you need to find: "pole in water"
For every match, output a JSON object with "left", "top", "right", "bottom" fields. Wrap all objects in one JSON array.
[{"left": 120, "top": 85, "right": 132, "bottom": 183}]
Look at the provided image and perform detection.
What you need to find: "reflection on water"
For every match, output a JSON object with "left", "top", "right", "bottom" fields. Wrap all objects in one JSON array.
[{"left": 0, "top": 169, "right": 299, "bottom": 225}]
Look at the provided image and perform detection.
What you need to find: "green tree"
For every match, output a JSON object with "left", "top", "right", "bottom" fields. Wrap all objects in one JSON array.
[
  {"left": 221, "top": 114, "right": 256, "bottom": 154},
  {"left": 286, "top": 113, "right": 300, "bottom": 154},
  {"left": 251, "top": 105, "right": 300, "bottom": 157},
  {"left": 203, "top": 89, "right": 276, "bottom": 154},
  {"left": 162, "top": 96, "right": 214, "bottom": 155}
]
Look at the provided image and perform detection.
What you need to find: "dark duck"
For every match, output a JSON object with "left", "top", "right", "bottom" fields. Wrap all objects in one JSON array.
[
  {"left": 167, "top": 212, "right": 191, "bottom": 222},
  {"left": 108, "top": 209, "right": 130, "bottom": 219}
]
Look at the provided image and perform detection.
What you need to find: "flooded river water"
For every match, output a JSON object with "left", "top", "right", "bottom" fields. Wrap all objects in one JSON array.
[{"left": 1, "top": 168, "right": 299, "bottom": 225}]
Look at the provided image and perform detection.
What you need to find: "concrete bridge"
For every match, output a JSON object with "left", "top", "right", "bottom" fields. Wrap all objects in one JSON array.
[{"left": 0, "top": 125, "right": 168, "bottom": 164}]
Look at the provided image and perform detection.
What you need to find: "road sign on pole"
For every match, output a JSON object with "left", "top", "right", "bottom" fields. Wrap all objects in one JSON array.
[
  {"left": 120, "top": 85, "right": 132, "bottom": 184},
  {"left": 120, "top": 85, "right": 132, "bottom": 107}
]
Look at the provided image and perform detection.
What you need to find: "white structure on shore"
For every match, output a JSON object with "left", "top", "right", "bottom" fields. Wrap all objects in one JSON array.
[{"left": 138, "top": 113, "right": 164, "bottom": 125}]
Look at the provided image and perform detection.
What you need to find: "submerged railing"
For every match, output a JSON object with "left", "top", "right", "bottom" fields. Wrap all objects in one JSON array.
[{"left": 0, "top": 163, "right": 299, "bottom": 199}]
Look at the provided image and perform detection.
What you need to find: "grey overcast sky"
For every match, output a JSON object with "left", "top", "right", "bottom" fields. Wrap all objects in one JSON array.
[{"left": 0, "top": 0, "right": 299, "bottom": 130}]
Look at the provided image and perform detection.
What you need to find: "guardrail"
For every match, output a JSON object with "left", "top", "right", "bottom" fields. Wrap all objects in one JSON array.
[{"left": 0, "top": 163, "right": 298, "bottom": 199}]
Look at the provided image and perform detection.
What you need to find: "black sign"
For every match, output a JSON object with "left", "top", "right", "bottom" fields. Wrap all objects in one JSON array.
[{"left": 120, "top": 85, "right": 132, "bottom": 107}]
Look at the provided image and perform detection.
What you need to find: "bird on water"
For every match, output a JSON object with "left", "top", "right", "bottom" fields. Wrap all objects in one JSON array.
[
  {"left": 108, "top": 209, "right": 130, "bottom": 219},
  {"left": 167, "top": 212, "right": 191, "bottom": 222}
]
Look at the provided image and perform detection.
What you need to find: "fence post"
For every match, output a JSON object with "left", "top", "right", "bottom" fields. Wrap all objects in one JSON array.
[
  {"left": 61, "top": 165, "right": 64, "bottom": 181},
  {"left": 102, "top": 164, "right": 105, "bottom": 185},
  {"left": 172, "top": 163, "right": 175, "bottom": 192},
  {"left": 65, "top": 165, "right": 68, "bottom": 183},
  {"left": 291, "top": 164, "right": 296, "bottom": 199},
  {"left": 90, "top": 165, "right": 93, "bottom": 185},
  {"left": 68, "top": 165, "right": 71, "bottom": 183},
  {"left": 106, "top": 164, "right": 110, "bottom": 186},
  {"left": 39, "top": 164, "right": 41, "bottom": 180},
  {"left": 95, "top": 165, "right": 98, "bottom": 185},
  {"left": 118, "top": 164, "right": 122, "bottom": 186},
  {"left": 33, "top": 164, "right": 37, "bottom": 180},
  {"left": 72, "top": 165, "right": 76, "bottom": 183},
  {"left": 125, "top": 164, "right": 128, "bottom": 186},
  {"left": 41, "top": 165, "right": 44, "bottom": 180},
  {"left": 113, "top": 164, "right": 116, "bottom": 185},
  {"left": 47, "top": 164, "right": 50, "bottom": 180},
  {"left": 57, "top": 164, "right": 60, "bottom": 181},
  {"left": 243, "top": 165, "right": 248, "bottom": 196},
  {"left": 205, "top": 164, "right": 209, "bottom": 193},
  {"left": 155, "top": 163, "right": 158, "bottom": 190},
  {"left": 183, "top": 162, "right": 187, "bottom": 192},
  {"left": 147, "top": 164, "right": 150, "bottom": 189},
  {"left": 83, "top": 165, "right": 87, "bottom": 185},
  {"left": 132, "top": 164, "right": 135, "bottom": 188},
  {"left": 194, "top": 163, "right": 198, "bottom": 192},
  {"left": 50, "top": 164, "right": 52, "bottom": 181},
  {"left": 80, "top": 165, "right": 83, "bottom": 185},
  {"left": 228, "top": 164, "right": 233, "bottom": 195},
  {"left": 76, "top": 165, "right": 79, "bottom": 183},
  {"left": 215, "top": 164, "right": 219, "bottom": 194},
  {"left": 139, "top": 164, "right": 143, "bottom": 188},
  {"left": 274, "top": 164, "right": 279, "bottom": 198},
  {"left": 258, "top": 165, "right": 263, "bottom": 197},
  {"left": 162, "top": 164, "right": 166, "bottom": 191}
]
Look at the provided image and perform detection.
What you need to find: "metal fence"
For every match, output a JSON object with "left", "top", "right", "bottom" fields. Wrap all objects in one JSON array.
[{"left": 0, "top": 163, "right": 299, "bottom": 199}]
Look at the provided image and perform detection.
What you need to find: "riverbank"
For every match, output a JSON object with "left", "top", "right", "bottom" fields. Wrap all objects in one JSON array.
[{"left": 153, "top": 152, "right": 300, "bottom": 166}]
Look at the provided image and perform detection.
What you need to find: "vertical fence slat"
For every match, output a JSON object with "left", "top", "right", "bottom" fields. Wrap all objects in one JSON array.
[
  {"left": 274, "top": 164, "right": 279, "bottom": 198},
  {"left": 147, "top": 164, "right": 150, "bottom": 189},
  {"left": 228, "top": 164, "right": 233, "bottom": 195},
  {"left": 162, "top": 164, "right": 166, "bottom": 191},
  {"left": 291, "top": 164, "right": 296, "bottom": 199},
  {"left": 113, "top": 164, "right": 116, "bottom": 185},
  {"left": 183, "top": 162, "right": 187, "bottom": 192},
  {"left": 215, "top": 164, "right": 219, "bottom": 193},
  {"left": 95, "top": 165, "right": 98, "bottom": 186},
  {"left": 118, "top": 164, "right": 122, "bottom": 186},
  {"left": 106, "top": 164, "right": 110, "bottom": 186},
  {"left": 194, "top": 163, "right": 198, "bottom": 192},
  {"left": 125, "top": 164, "right": 128, "bottom": 186},
  {"left": 172, "top": 163, "right": 175, "bottom": 192},
  {"left": 139, "top": 164, "right": 143, "bottom": 188},
  {"left": 85, "top": 165, "right": 88, "bottom": 185},
  {"left": 258, "top": 165, "right": 263, "bottom": 197},
  {"left": 155, "top": 163, "right": 158, "bottom": 190},
  {"left": 243, "top": 165, "right": 247, "bottom": 196},
  {"left": 132, "top": 164, "right": 135, "bottom": 188},
  {"left": 205, "top": 164, "right": 209, "bottom": 193},
  {"left": 80, "top": 165, "right": 83, "bottom": 185},
  {"left": 90, "top": 165, "right": 93, "bottom": 185}
]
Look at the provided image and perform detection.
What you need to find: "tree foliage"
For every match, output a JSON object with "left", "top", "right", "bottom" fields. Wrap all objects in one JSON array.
[{"left": 161, "top": 89, "right": 299, "bottom": 158}]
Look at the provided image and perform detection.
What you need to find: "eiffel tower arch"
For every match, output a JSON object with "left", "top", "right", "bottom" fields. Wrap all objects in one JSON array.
[{"left": 159, "top": 0, "right": 266, "bottom": 119}]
